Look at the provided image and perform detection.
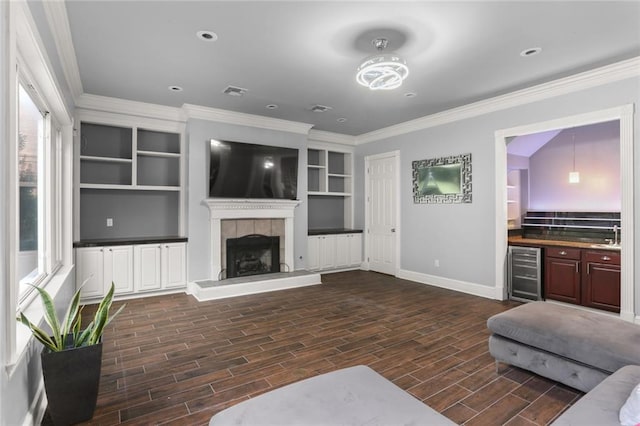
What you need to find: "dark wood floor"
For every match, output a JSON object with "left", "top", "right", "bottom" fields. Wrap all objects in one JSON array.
[{"left": 66, "top": 271, "right": 581, "bottom": 425}]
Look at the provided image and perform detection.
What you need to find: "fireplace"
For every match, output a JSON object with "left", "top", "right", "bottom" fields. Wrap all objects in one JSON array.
[
  {"left": 226, "top": 234, "right": 280, "bottom": 278},
  {"left": 203, "top": 198, "right": 301, "bottom": 281}
]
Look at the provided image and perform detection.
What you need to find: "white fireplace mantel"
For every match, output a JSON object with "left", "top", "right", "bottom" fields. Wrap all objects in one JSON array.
[{"left": 203, "top": 199, "right": 301, "bottom": 280}]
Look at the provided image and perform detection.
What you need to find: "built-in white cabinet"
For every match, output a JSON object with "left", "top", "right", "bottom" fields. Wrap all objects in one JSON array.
[
  {"left": 307, "top": 233, "right": 362, "bottom": 272},
  {"left": 77, "top": 242, "right": 186, "bottom": 300},
  {"left": 308, "top": 146, "right": 354, "bottom": 230},
  {"left": 134, "top": 244, "right": 162, "bottom": 291},
  {"left": 74, "top": 109, "right": 186, "bottom": 241},
  {"left": 133, "top": 242, "right": 186, "bottom": 292},
  {"left": 76, "top": 245, "right": 134, "bottom": 298}
]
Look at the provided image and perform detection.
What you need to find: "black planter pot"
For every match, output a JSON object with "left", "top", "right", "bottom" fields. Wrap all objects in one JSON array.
[{"left": 41, "top": 342, "right": 103, "bottom": 425}]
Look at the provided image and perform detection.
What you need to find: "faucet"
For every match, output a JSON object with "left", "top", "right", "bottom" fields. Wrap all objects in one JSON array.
[{"left": 613, "top": 225, "right": 619, "bottom": 246}]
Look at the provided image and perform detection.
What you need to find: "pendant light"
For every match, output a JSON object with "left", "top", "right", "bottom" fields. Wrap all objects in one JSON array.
[
  {"left": 356, "top": 38, "right": 409, "bottom": 91},
  {"left": 569, "top": 132, "right": 580, "bottom": 184}
]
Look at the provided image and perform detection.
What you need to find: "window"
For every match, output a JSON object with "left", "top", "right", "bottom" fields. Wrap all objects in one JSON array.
[{"left": 16, "top": 79, "right": 62, "bottom": 304}]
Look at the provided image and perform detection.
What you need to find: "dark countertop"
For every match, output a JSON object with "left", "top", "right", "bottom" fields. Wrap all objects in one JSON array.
[
  {"left": 508, "top": 236, "right": 620, "bottom": 251},
  {"left": 308, "top": 228, "right": 363, "bottom": 236},
  {"left": 74, "top": 236, "right": 188, "bottom": 248}
]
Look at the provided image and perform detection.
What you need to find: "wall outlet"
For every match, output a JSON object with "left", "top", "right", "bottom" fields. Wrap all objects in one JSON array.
[
  {"left": 106, "top": 218, "right": 113, "bottom": 227},
  {"left": 434, "top": 259, "right": 440, "bottom": 267}
]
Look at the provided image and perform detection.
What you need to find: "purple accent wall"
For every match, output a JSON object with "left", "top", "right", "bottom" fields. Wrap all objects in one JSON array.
[{"left": 529, "top": 120, "right": 620, "bottom": 212}]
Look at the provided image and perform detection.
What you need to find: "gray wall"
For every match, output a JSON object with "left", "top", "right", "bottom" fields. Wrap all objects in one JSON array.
[
  {"left": 186, "top": 119, "right": 309, "bottom": 282},
  {"left": 80, "top": 190, "right": 179, "bottom": 239},
  {"left": 354, "top": 77, "right": 640, "bottom": 312}
]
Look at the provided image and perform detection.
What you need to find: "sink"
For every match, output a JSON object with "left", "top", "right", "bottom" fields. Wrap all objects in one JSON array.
[{"left": 590, "top": 244, "right": 621, "bottom": 250}]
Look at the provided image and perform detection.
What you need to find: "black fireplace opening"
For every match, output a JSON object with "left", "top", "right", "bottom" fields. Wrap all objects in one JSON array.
[{"left": 226, "top": 234, "right": 280, "bottom": 278}]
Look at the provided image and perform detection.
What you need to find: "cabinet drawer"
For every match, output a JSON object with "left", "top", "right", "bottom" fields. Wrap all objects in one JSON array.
[
  {"left": 583, "top": 250, "right": 621, "bottom": 265},
  {"left": 545, "top": 247, "right": 581, "bottom": 260}
]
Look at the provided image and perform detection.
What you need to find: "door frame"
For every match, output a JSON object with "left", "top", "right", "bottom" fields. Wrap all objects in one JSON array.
[
  {"left": 364, "top": 150, "right": 401, "bottom": 276},
  {"left": 494, "top": 104, "right": 635, "bottom": 322}
]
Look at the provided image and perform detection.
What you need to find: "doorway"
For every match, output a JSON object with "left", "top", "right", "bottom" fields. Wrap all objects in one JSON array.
[
  {"left": 365, "top": 151, "right": 400, "bottom": 275},
  {"left": 494, "top": 105, "right": 635, "bottom": 321}
]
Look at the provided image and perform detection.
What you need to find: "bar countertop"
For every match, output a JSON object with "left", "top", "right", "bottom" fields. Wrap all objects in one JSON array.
[{"left": 508, "top": 236, "right": 620, "bottom": 251}]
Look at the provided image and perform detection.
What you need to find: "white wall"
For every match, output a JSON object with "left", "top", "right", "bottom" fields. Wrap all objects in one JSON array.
[
  {"left": 354, "top": 76, "right": 639, "bottom": 312},
  {"left": 186, "top": 119, "right": 309, "bottom": 282},
  {"left": 529, "top": 121, "right": 620, "bottom": 211}
]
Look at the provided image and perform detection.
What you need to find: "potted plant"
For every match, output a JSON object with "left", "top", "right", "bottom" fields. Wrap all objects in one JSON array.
[{"left": 17, "top": 282, "right": 125, "bottom": 425}]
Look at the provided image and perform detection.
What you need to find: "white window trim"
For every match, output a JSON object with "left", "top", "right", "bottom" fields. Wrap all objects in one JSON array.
[{"left": 4, "top": 0, "right": 73, "bottom": 369}]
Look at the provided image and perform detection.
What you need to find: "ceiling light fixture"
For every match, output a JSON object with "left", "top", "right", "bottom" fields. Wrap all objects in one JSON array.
[
  {"left": 337, "top": 118, "right": 347, "bottom": 123},
  {"left": 569, "top": 132, "right": 580, "bottom": 184},
  {"left": 265, "top": 104, "right": 278, "bottom": 110},
  {"left": 356, "top": 38, "right": 409, "bottom": 91},
  {"left": 168, "top": 85, "right": 183, "bottom": 92}
]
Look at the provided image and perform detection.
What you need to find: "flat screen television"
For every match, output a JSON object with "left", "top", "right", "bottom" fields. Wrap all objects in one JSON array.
[{"left": 208, "top": 139, "right": 298, "bottom": 199}]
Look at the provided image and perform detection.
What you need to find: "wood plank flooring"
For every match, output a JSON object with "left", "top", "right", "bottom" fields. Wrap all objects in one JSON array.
[{"left": 55, "top": 271, "right": 582, "bottom": 425}]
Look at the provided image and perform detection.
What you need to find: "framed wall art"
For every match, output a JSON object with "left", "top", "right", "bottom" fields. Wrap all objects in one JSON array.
[{"left": 412, "top": 153, "right": 472, "bottom": 204}]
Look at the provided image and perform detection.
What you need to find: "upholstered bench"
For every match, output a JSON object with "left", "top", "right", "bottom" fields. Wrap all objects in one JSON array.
[
  {"left": 487, "top": 301, "right": 640, "bottom": 392},
  {"left": 209, "top": 365, "right": 456, "bottom": 425}
]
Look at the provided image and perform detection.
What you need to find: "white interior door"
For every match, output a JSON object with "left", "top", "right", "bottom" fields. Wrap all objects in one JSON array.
[{"left": 366, "top": 152, "right": 399, "bottom": 275}]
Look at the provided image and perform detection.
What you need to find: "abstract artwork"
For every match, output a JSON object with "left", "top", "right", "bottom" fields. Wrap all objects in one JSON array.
[{"left": 412, "top": 153, "right": 472, "bottom": 204}]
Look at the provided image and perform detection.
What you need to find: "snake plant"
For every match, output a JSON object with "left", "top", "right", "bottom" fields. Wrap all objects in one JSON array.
[{"left": 17, "top": 282, "right": 125, "bottom": 352}]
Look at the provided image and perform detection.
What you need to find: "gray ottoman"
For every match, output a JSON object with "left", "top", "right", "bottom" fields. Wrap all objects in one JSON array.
[
  {"left": 552, "top": 365, "right": 640, "bottom": 425},
  {"left": 487, "top": 302, "right": 640, "bottom": 392},
  {"left": 209, "top": 365, "right": 455, "bottom": 425}
]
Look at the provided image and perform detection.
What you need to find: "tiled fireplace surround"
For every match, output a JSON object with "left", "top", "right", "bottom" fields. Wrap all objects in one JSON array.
[
  {"left": 221, "top": 218, "right": 286, "bottom": 278},
  {"left": 203, "top": 199, "right": 300, "bottom": 281}
]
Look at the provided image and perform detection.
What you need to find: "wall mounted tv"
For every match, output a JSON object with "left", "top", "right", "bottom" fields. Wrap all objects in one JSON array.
[{"left": 208, "top": 139, "right": 299, "bottom": 199}]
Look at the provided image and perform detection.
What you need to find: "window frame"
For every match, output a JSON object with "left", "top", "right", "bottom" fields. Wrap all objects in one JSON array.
[{"left": 4, "top": 12, "right": 73, "bottom": 367}]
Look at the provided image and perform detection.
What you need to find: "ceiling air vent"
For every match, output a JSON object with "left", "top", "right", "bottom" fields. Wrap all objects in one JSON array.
[
  {"left": 310, "top": 104, "right": 332, "bottom": 113},
  {"left": 222, "top": 85, "right": 248, "bottom": 97}
]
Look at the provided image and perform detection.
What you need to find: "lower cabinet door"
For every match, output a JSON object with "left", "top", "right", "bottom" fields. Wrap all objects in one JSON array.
[
  {"left": 104, "top": 246, "right": 134, "bottom": 294},
  {"left": 319, "top": 236, "right": 336, "bottom": 270},
  {"left": 348, "top": 234, "right": 363, "bottom": 266},
  {"left": 583, "top": 262, "right": 621, "bottom": 313},
  {"left": 162, "top": 243, "right": 186, "bottom": 288},
  {"left": 307, "top": 236, "right": 320, "bottom": 271},
  {"left": 76, "top": 247, "right": 105, "bottom": 298},
  {"left": 335, "top": 235, "right": 350, "bottom": 268},
  {"left": 134, "top": 244, "right": 162, "bottom": 292},
  {"left": 544, "top": 257, "right": 581, "bottom": 304}
]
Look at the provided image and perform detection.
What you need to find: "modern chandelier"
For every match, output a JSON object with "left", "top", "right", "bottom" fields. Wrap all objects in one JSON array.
[{"left": 356, "top": 38, "right": 409, "bottom": 91}]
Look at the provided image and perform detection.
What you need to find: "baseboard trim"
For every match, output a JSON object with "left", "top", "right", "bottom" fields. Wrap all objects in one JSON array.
[{"left": 398, "top": 269, "right": 496, "bottom": 300}]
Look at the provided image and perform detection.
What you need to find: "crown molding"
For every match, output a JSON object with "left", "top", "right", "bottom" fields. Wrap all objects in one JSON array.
[
  {"left": 308, "top": 129, "right": 357, "bottom": 146},
  {"left": 355, "top": 56, "right": 640, "bottom": 145},
  {"left": 183, "top": 104, "right": 313, "bottom": 135},
  {"left": 41, "top": 0, "right": 83, "bottom": 102},
  {"left": 76, "top": 93, "right": 186, "bottom": 122}
]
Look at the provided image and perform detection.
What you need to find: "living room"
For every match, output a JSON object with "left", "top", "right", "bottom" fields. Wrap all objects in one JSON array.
[{"left": 1, "top": 1, "right": 640, "bottom": 425}]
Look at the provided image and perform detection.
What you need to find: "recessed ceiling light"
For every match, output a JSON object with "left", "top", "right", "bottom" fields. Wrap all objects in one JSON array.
[
  {"left": 168, "top": 86, "right": 183, "bottom": 92},
  {"left": 520, "top": 47, "right": 542, "bottom": 57},
  {"left": 404, "top": 92, "right": 417, "bottom": 98},
  {"left": 337, "top": 118, "right": 347, "bottom": 123},
  {"left": 265, "top": 104, "right": 278, "bottom": 110},
  {"left": 197, "top": 30, "right": 218, "bottom": 42}
]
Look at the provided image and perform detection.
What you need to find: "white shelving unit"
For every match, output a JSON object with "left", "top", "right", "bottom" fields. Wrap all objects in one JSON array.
[
  {"left": 74, "top": 110, "right": 186, "bottom": 240},
  {"left": 307, "top": 146, "right": 354, "bottom": 229}
]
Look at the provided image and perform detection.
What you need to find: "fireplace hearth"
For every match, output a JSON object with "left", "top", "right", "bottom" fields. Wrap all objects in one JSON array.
[{"left": 226, "top": 234, "right": 280, "bottom": 278}]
